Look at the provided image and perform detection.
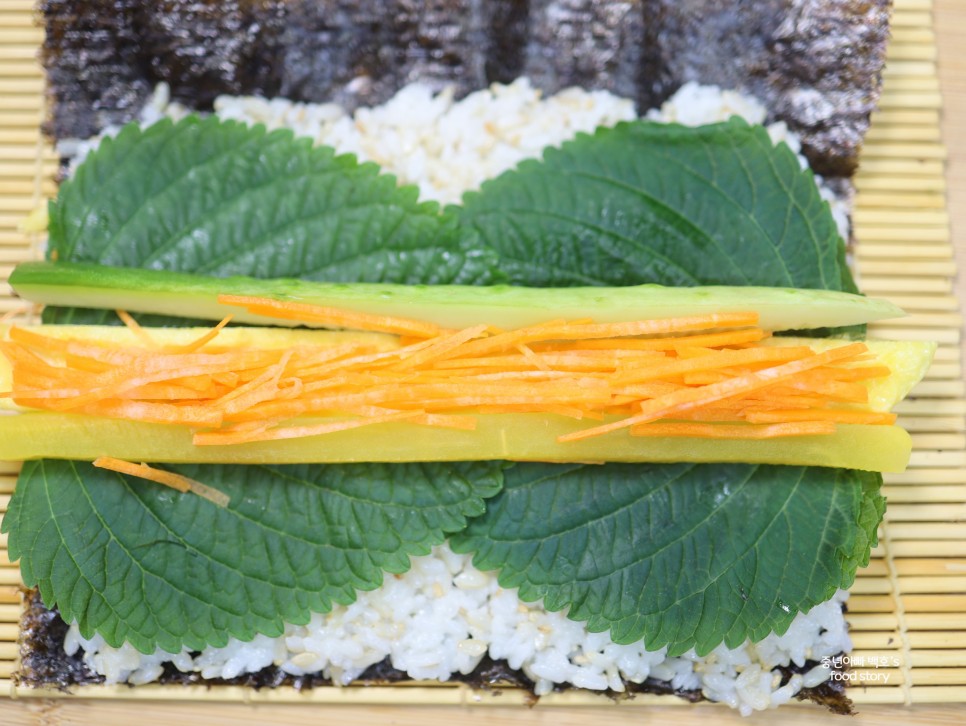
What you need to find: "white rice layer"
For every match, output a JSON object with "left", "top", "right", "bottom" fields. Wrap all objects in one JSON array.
[
  {"left": 60, "top": 77, "right": 850, "bottom": 239},
  {"left": 67, "top": 544, "right": 848, "bottom": 717},
  {"left": 60, "top": 79, "right": 855, "bottom": 715}
]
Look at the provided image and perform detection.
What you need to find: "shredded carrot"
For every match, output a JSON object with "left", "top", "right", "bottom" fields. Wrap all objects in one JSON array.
[
  {"left": 1, "top": 304, "right": 38, "bottom": 324},
  {"left": 0, "top": 300, "right": 900, "bottom": 447},
  {"left": 192, "top": 410, "right": 421, "bottom": 446},
  {"left": 116, "top": 309, "right": 158, "bottom": 348},
  {"left": 163, "top": 314, "right": 234, "bottom": 353},
  {"left": 217, "top": 294, "right": 443, "bottom": 338},
  {"left": 557, "top": 343, "right": 870, "bottom": 442},
  {"left": 629, "top": 421, "right": 837, "bottom": 438},
  {"left": 93, "top": 456, "right": 230, "bottom": 507},
  {"left": 744, "top": 409, "right": 898, "bottom": 425}
]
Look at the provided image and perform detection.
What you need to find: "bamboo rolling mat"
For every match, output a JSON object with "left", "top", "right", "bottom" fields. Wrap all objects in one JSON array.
[{"left": 0, "top": 0, "right": 964, "bottom": 714}]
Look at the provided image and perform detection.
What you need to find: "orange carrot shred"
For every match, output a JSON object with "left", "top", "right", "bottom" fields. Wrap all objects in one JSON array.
[
  {"left": 116, "top": 310, "right": 158, "bottom": 348},
  {"left": 629, "top": 421, "right": 837, "bottom": 438},
  {"left": 558, "top": 343, "right": 869, "bottom": 442},
  {"left": 0, "top": 305, "right": 901, "bottom": 448},
  {"left": 217, "top": 294, "right": 443, "bottom": 338},
  {"left": 193, "top": 410, "right": 422, "bottom": 445},
  {"left": 93, "top": 456, "right": 230, "bottom": 507},
  {"left": 744, "top": 409, "right": 898, "bottom": 425},
  {"left": 163, "top": 314, "right": 234, "bottom": 353}
]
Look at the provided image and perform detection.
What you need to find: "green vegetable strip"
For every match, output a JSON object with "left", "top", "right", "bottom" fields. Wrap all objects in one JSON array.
[
  {"left": 11, "top": 261, "right": 903, "bottom": 332},
  {"left": 0, "top": 413, "right": 912, "bottom": 473}
]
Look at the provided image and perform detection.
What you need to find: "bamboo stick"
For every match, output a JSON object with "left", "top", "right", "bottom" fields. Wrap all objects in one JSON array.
[
  {"left": 873, "top": 75, "right": 942, "bottom": 93},
  {"left": 0, "top": 12, "right": 39, "bottom": 29},
  {"left": 850, "top": 631, "right": 902, "bottom": 649},
  {"left": 894, "top": 576, "right": 966, "bottom": 593},
  {"left": 889, "top": 15, "right": 934, "bottom": 32},
  {"left": 0, "top": 56, "right": 41, "bottom": 72},
  {"left": 905, "top": 613, "right": 966, "bottom": 629},
  {"left": 0, "top": 604, "right": 20, "bottom": 623},
  {"left": 885, "top": 523, "right": 966, "bottom": 540},
  {"left": 0, "top": 144, "right": 49, "bottom": 161},
  {"left": 0, "top": 115, "right": 47, "bottom": 131},
  {"left": 909, "top": 669, "right": 966, "bottom": 686},
  {"left": 0, "top": 232, "right": 36, "bottom": 245},
  {"left": 896, "top": 416, "right": 966, "bottom": 433},
  {"left": 893, "top": 0, "right": 932, "bottom": 10},
  {"left": 860, "top": 142, "right": 947, "bottom": 158},
  {"left": 907, "top": 383, "right": 966, "bottom": 400},
  {"left": 904, "top": 686, "right": 966, "bottom": 703},
  {"left": 886, "top": 43, "right": 939, "bottom": 61},
  {"left": 883, "top": 58, "right": 935, "bottom": 75},
  {"left": 855, "top": 191, "right": 946, "bottom": 209},
  {"left": 911, "top": 650, "right": 966, "bottom": 668},
  {"left": 0, "top": 179, "right": 55, "bottom": 196},
  {"left": 856, "top": 226, "right": 950, "bottom": 243},
  {"left": 854, "top": 209, "right": 950, "bottom": 227},
  {"left": 863, "top": 327, "right": 957, "bottom": 343},
  {"left": 893, "top": 399, "right": 966, "bottom": 415},
  {"left": 903, "top": 595, "right": 966, "bottom": 613},
  {"left": 0, "top": 29, "right": 41, "bottom": 44},
  {"left": 857, "top": 158, "right": 944, "bottom": 175},
  {"left": 848, "top": 689, "right": 905, "bottom": 704},
  {"left": 851, "top": 579, "right": 893, "bottom": 595},
  {"left": 889, "top": 541, "right": 966, "bottom": 557},
  {"left": 894, "top": 559, "right": 966, "bottom": 579},
  {"left": 856, "top": 174, "right": 945, "bottom": 191},
  {"left": 886, "top": 505, "right": 966, "bottom": 522},
  {"left": 909, "top": 632, "right": 966, "bottom": 648},
  {"left": 883, "top": 485, "right": 966, "bottom": 502},
  {"left": 0, "top": 213, "right": 31, "bottom": 229},
  {"left": 886, "top": 469, "right": 963, "bottom": 485},
  {"left": 0, "top": 161, "right": 58, "bottom": 178},
  {"left": 907, "top": 431, "right": 966, "bottom": 448},
  {"left": 877, "top": 312, "right": 963, "bottom": 327},
  {"left": 0, "top": 129, "right": 42, "bottom": 146},
  {"left": 908, "top": 451, "right": 966, "bottom": 467},
  {"left": 865, "top": 125, "right": 942, "bottom": 143},
  {"left": 929, "top": 347, "right": 961, "bottom": 362},
  {"left": 856, "top": 245, "right": 953, "bottom": 258},
  {"left": 0, "top": 196, "right": 40, "bottom": 212},
  {"left": 848, "top": 613, "right": 900, "bottom": 630},
  {"left": 868, "top": 108, "right": 942, "bottom": 126},
  {"left": 871, "top": 294, "right": 958, "bottom": 311},
  {"left": 859, "top": 278, "right": 952, "bottom": 293},
  {"left": 848, "top": 595, "right": 895, "bottom": 612},
  {"left": 0, "top": 95, "right": 44, "bottom": 112}
]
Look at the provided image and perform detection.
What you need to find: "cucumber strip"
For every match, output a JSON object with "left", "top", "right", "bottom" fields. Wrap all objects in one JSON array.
[
  {"left": 0, "top": 413, "right": 911, "bottom": 472},
  {"left": 10, "top": 261, "right": 905, "bottom": 331}
]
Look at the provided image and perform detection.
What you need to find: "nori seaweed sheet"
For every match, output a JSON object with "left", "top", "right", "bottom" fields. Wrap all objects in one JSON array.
[
  {"left": 15, "top": 590, "right": 854, "bottom": 714},
  {"left": 41, "top": 0, "right": 889, "bottom": 178},
  {"left": 641, "top": 0, "right": 891, "bottom": 177},
  {"left": 28, "top": 0, "right": 877, "bottom": 712}
]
